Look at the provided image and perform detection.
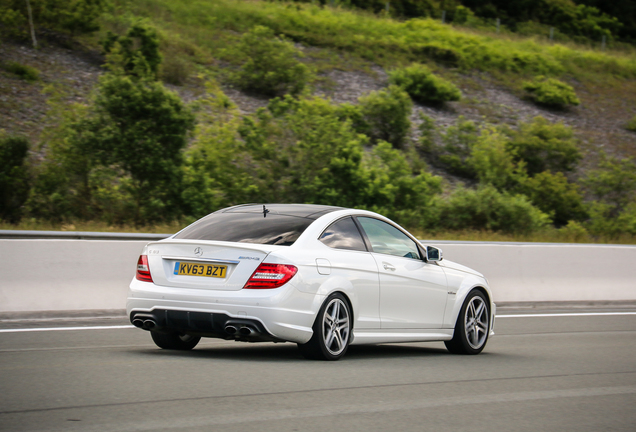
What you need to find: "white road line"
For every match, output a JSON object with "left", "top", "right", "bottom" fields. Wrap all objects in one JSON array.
[
  {"left": 0, "top": 325, "right": 135, "bottom": 333},
  {"left": 0, "top": 311, "right": 634, "bottom": 333},
  {"left": 497, "top": 312, "right": 636, "bottom": 318}
]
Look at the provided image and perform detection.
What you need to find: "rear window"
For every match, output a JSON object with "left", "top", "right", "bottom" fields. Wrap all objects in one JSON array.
[{"left": 173, "top": 212, "right": 314, "bottom": 246}]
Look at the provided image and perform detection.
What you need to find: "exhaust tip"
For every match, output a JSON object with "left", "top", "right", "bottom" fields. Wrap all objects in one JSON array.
[
  {"left": 239, "top": 326, "right": 254, "bottom": 336},
  {"left": 225, "top": 325, "right": 237, "bottom": 335},
  {"left": 143, "top": 320, "right": 156, "bottom": 330},
  {"left": 132, "top": 319, "right": 145, "bottom": 328}
]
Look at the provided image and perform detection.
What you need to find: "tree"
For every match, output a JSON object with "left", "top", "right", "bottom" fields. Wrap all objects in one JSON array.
[
  {"left": 584, "top": 155, "right": 636, "bottom": 219},
  {"left": 86, "top": 73, "right": 195, "bottom": 225},
  {"left": 356, "top": 85, "right": 413, "bottom": 148},
  {"left": 231, "top": 25, "right": 311, "bottom": 97},
  {"left": 505, "top": 117, "right": 581, "bottom": 176},
  {"left": 0, "top": 134, "right": 30, "bottom": 223},
  {"left": 0, "top": 0, "right": 108, "bottom": 39},
  {"left": 468, "top": 127, "right": 523, "bottom": 190},
  {"left": 437, "top": 185, "right": 550, "bottom": 235},
  {"left": 518, "top": 171, "right": 587, "bottom": 226},
  {"left": 101, "top": 21, "right": 162, "bottom": 80}
]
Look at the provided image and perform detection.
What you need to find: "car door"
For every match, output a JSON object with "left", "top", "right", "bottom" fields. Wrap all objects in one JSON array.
[
  {"left": 355, "top": 217, "right": 448, "bottom": 329},
  {"left": 318, "top": 216, "right": 381, "bottom": 329}
]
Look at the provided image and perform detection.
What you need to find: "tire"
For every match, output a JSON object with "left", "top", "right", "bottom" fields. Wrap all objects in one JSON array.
[
  {"left": 151, "top": 331, "right": 201, "bottom": 350},
  {"left": 298, "top": 293, "right": 351, "bottom": 361},
  {"left": 445, "top": 290, "right": 490, "bottom": 355}
]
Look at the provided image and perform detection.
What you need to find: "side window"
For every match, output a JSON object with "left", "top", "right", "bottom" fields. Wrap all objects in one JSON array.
[
  {"left": 319, "top": 217, "right": 367, "bottom": 252},
  {"left": 357, "top": 217, "right": 421, "bottom": 260}
]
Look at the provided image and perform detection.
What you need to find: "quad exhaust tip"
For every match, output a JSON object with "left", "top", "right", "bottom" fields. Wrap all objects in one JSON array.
[
  {"left": 239, "top": 326, "right": 255, "bottom": 336},
  {"left": 225, "top": 325, "right": 258, "bottom": 337},
  {"left": 143, "top": 320, "right": 156, "bottom": 330}
]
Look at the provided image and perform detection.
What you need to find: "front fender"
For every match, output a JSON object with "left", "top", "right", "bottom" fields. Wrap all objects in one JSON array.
[{"left": 443, "top": 269, "right": 494, "bottom": 328}]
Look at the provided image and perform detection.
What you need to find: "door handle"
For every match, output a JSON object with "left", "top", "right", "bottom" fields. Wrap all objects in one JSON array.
[{"left": 383, "top": 263, "right": 396, "bottom": 271}]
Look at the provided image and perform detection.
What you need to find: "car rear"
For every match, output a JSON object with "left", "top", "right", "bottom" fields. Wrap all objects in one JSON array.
[{"left": 126, "top": 204, "right": 342, "bottom": 344}]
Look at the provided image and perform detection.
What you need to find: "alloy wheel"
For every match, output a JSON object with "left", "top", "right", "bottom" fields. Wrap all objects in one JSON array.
[
  {"left": 322, "top": 297, "right": 350, "bottom": 356},
  {"left": 464, "top": 296, "right": 488, "bottom": 349}
]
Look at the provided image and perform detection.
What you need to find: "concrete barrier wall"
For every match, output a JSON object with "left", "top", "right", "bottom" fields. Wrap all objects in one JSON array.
[
  {"left": 0, "top": 239, "right": 635, "bottom": 312},
  {"left": 428, "top": 242, "right": 636, "bottom": 303},
  {"left": 0, "top": 240, "right": 147, "bottom": 312}
]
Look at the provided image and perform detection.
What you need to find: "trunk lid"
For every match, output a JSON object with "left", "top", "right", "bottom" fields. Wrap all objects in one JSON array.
[{"left": 144, "top": 240, "right": 281, "bottom": 291}]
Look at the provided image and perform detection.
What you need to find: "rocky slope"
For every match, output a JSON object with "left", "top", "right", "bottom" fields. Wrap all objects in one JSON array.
[{"left": 2, "top": 39, "right": 635, "bottom": 181}]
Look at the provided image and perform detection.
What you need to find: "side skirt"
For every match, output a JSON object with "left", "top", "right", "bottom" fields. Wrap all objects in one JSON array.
[{"left": 351, "top": 329, "right": 454, "bottom": 345}]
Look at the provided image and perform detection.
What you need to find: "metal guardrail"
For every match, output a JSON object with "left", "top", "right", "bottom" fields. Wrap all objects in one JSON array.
[
  {"left": 1, "top": 230, "right": 633, "bottom": 247},
  {"left": 0, "top": 230, "right": 171, "bottom": 241}
]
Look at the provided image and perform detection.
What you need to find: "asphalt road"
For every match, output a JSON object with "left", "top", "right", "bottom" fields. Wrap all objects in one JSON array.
[{"left": 1, "top": 306, "right": 635, "bottom": 432}]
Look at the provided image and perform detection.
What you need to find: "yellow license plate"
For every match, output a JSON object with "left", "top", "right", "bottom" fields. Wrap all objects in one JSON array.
[{"left": 174, "top": 262, "right": 227, "bottom": 278}]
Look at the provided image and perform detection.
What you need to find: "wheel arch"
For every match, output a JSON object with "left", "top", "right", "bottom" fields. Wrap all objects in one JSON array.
[
  {"left": 446, "top": 275, "right": 493, "bottom": 329},
  {"left": 324, "top": 289, "right": 355, "bottom": 337}
]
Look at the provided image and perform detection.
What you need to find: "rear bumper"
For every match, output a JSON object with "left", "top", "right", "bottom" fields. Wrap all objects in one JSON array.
[
  {"left": 126, "top": 278, "right": 319, "bottom": 344},
  {"left": 129, "top": 309, "right": 284, "bottom": 342}
]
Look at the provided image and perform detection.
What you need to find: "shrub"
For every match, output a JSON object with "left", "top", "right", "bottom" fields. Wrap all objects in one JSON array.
[
  {"left": 437, "top": 185, "right": 550, "bottom": 235},
  {"left": 517, "top": 171, "right": 587, "bottom": 226},
  {"left": 89, "top": 73, "right": 195, "bottom": 224},
  {"left": 583, "top": 155, "right": 636, "bottom": 218},
  {"left": 32, "top": 72, "right": 195, "bottom": 225},
  {"left": 363, "top": 141, "right": 442, "bottom": 230},
  {"left": 505, "top": 117, "right": 581, "bottom": 176},
  {"left": 582, "top": 155, "right": 636, "bottom": 238},
  {"left": 2, "top": 61, "right": 39, "bottom": 82},
  {"left": 160, "top": 54, "right": 190, "bottom": 86},
  {"left": 231, "top": 25, "right": 311, "bottom": 97},
  {"left": 437, "top": 116, "right": 480, "bottom": 178},
  {"left": 0, "top": 0, "right": 107, "bottom": 37},
  {"left": 586, "top": 201, "right": 636, "bottom": 238},
  {"left": 468, "top": 127, "right": 521, "bottom": 190},
  {"left": 417, "top": 113, "right": 437, "bottom": 153},
  {"left": 626, "top": 116, "right": 636, "bottom": 132},
  {"left": 26, "top": 98, "right": 96, "bottom": 222},
  {"left": 356, "top": 85, "right": 413, "bottom": 148},
  {"left": 388, "top": 64, "right": 461, "bottom": 104},
  {"left": 101, "top": 22, "right": 162, "bottom": 80},
  {"left": 523, "top": 76, "right": 580, "bottom": 108},
  {"left": 0, "top": 134, "right": 30, "bottom": 223},
  {"left": 557, "top": 220, "right": 590, "bottom": 243},
  {"left": 235, "top": 95, "right": 370, "bottom": 206},
  {"left": 183, "top": 81, "right": 254, "bottom": 217},
  {"left": 410, "top": 44, "right": 462, "bottom": 68}
]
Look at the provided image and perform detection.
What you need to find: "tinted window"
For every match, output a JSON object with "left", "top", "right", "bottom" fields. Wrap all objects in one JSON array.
[
  {"left": 319, "top": 217, "right": 367, "bottom": 251},
  {"left": 173, "top": 213, "right": 314, "bottom": 246},
  {"left": 357, "top": 217, "right": 421, "bottom": 260}
]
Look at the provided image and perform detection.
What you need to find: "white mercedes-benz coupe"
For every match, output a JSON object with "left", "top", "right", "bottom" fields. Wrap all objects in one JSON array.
[{"left": 127, "top": 204, "right": 495, "bottom": 360}]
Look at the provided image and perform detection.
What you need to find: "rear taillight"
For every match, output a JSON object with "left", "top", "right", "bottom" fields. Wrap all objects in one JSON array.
[
  {"left": 243, "top": 263, "right": 298, "bottom": 289},
  {"left": 136, "top": 255, "right": 153, "bottom": 283}
]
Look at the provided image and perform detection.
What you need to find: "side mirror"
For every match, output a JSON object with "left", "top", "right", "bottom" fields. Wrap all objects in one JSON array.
[{"left": 425, "top": 246, "right": 443, "bottom": 262}]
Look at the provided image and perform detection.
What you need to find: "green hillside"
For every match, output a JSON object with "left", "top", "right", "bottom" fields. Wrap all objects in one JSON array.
[{"left": 1, "top": 0, "right": 635, "bottom": 243}]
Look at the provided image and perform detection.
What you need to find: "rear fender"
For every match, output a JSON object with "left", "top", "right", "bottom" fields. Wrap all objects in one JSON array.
[{"left": 315, "top": 275, "right": 357, "bottom": 321}]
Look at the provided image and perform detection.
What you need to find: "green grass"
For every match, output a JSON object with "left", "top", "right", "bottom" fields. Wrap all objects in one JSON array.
[
  {"left": 98, "top": 0, "right": 636, "bottom": 83},
  {"left": 1, "top": 61, "right": 40, "bottom": 82},
  {"left": 0, "top": 219, "right": 183, "bottom": 235}
]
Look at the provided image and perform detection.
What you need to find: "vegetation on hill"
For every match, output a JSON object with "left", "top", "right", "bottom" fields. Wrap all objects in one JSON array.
[{"left": 1, "top": 0, "right": 635, "bottom": 243}]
